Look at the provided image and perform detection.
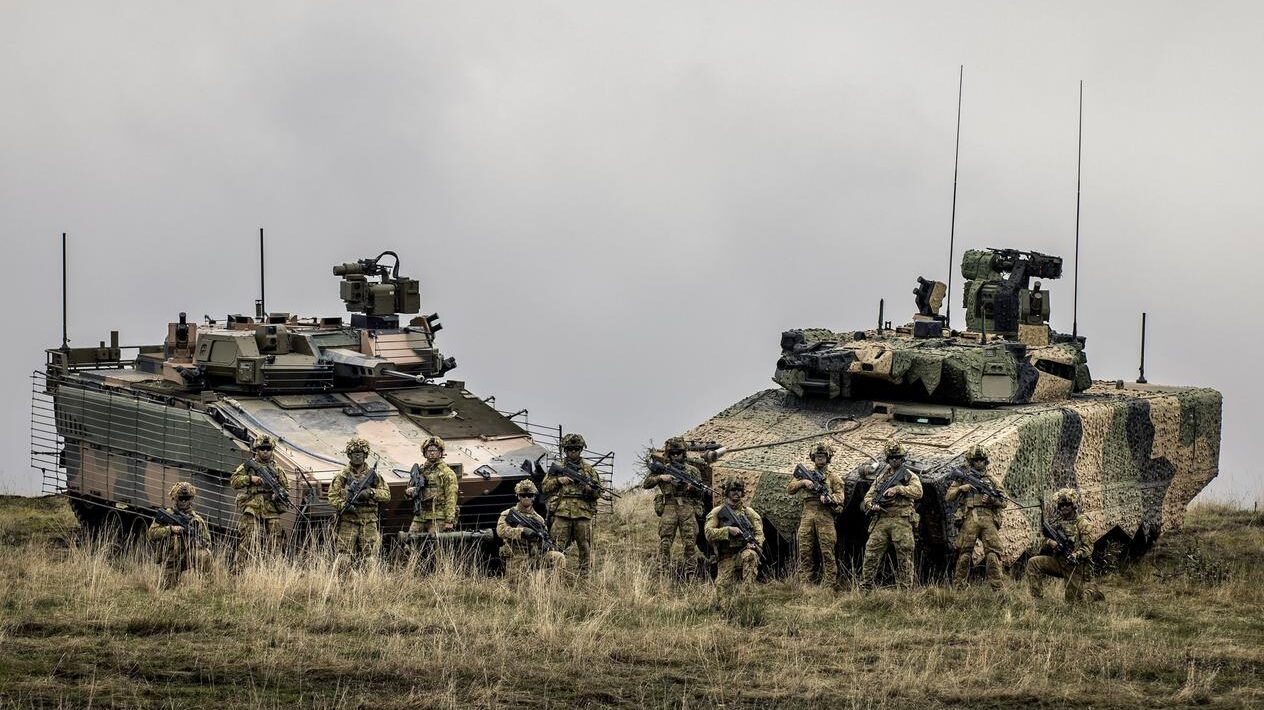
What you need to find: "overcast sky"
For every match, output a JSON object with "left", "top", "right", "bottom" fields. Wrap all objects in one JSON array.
[{"left": 1, "top": 1, "right": 1259, "bottom": 502}]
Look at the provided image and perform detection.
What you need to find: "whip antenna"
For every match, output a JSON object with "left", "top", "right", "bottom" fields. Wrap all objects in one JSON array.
[
  {"left": 257, "top": 227, "right": 266, "bottom": 319},
  {"left": 1073, "top": 80, "right": 1083, "bottom": 338},
  {"left": 61, "top": 232, "right": 69, "bottom": 350},
  {"left": 945, "top": 65, "right": 964, "bottom": 329}
]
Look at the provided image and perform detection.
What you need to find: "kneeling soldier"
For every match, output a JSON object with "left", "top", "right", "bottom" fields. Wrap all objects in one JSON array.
[
  {"left": 327, "top": 437, "right": 390, "bottom": 568},
  {"left": 148, "top": 482, "right": 213, "bottom": 589},
  {"left": 406, "top": 436, "right": 459, "bottom": 535},
  {"left": 644, "top": 436, "right": 706, "bottom": 578},
  {"left": 541, "top": 433, "right": 601, "bottom": 576},
  {"left": 230, "top": 435, "right": 289, "bottom": 567},
  {"left": 789, "top": 441, "right": 844, "bottom": 587},
  {"left": 1026, "top": 488, "right": 1105, "bottom": 603},
  {"left": 860, "top": 442, "right": 923, "bottom": 590},
  {"left": 704, "top": 478, "right": 764, "bottom": 598},
  {"left": 497, "top": 480, "right": 566, "bottom": 578},
  {"left": 946, "top": 445, "right": 1007, "bottom": 590}
]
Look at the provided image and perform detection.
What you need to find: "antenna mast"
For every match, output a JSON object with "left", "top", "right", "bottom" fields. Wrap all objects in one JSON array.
[
  {"left": 1072, "top": 80, "right": 1083, "bottom": 339},
  {"left": 257, "top": 227, "right": 266, "bottom": 319},
  {"left": 945, "top": 65, "right": 964, "bottom": 329},
  {"left": 61, "top": 232, "right": 69, "bottom": 350}
]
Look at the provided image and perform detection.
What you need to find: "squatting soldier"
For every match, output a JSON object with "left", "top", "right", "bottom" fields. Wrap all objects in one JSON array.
[
  {"left": 946, "top": 445, "right": 1007, "bottom": 590},
  {"left": 643, "top": 436, "right": 706, "bottom": 578},
  {"left": 860, "top": 442, "right": 923, "bottom": 590},
  {"left": 1026, "top": 488, "right": 1105, "bottom": 603},
  {"left": 230, "top": 435, "right": 290, "bottom": 566},
  {"left": 704, "top": 478, "right": 764, "bottom": 598},
  {"left": 147, "top": 482, "right": 213, "bottom": 589},
  {"left": 496, "top": 479, "right": 566, "bottom": 578},
  {"left": 327, "top": 437, "right": 390, "bottom": 567},
  {"left": 788, "top": 441, "right": 844, "bottom": 587},
  {"left": 541, "top": 433, "right": 601, "bottom": 576},
  {"left": 405, "top": 436, "right": 459, "bottom": 534}
]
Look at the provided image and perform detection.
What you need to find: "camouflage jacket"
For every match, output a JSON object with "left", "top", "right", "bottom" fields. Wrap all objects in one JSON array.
[
  {"left": 704, "top": 504, "right": 764, "bottom": 555},
  {"left": 413, "top": 461, "right": 459, "bottom": 524},
  {"left": 862, "top": 464, "right": 923, "bottom": 516},
  {"left": 541, "top": 459, "right": 600, "bottom": 519},
  {"left": 1045, "top": 513, "right": 1095, "bottom": 561},
  {"left": 327, "top": 463, "right": 391, "bottom": 521},
  {"left": 945, "top": 471, "right": 1007, "bottom": 515},
  {"left": 230, "top": 459, "right": 291, "bottom": 518},
  {"left": 788, "top": 465, "right": 844, "bottom": 512},
  {"left": 496, "top": 505, "right": 549, "bottom": 557},
  {"left": 147, "top": 507, "right": 210, "bottom": 561},
  {"left": 641, "top": 461, "right": 706, "bottom": 504}
]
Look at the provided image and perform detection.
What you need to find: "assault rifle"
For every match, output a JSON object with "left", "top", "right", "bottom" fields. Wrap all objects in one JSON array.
[
  {"left": 505, "top": 507, "right": 558, "bottom": 552},
  {"left": 244, "top": 459, "right": 293, "bottom": 509},
  {"left": 396, "top": 463, "right": 427, "bottom": 516},
  {"left": 153, "top": 508, "right": 206, "bottom": 549},
  {"left": 866, "top": 464, "right": 911, "bottom": 515},
  {"left": 792, "top": 464, "right": 838, "bottom": 507},
  {"left": 647, "top": 459, "right": 717, "bottom": 498},
  {"left": 1040, "top": 503, "right": 1078, "bottom": 564},
  {"left": 337, "top": 458, "right": 380, "bottom": 517},
  {"left": 717, "top": 504, "right": 764, "bottom": 560},
  {"left": 548, "top": 461, "right": 620, "bottom": 500},
  {"left": 946, "top": 468, "right": 1021, "bottom": 507}
]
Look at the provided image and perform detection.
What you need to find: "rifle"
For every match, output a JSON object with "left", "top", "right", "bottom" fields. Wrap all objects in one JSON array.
[
  {"left": 866, "top": 464, "right": 911, "bottom": 515},
  {"left": 792, "top": 464, "right": 839, "bottom": 507},
  {"left": 647, "top": 459, "right": 717, "bottom": 498},
  {"left": 717, "top": 504, "right": 764, "bottom": 560},
  {"left": 244, "top": 459, "right": 294, "bottom": 510},
  {"left": 337, "top": 458, "right": 380, "bottom": 517},
  {"left": 547, "top": 461, "right": 620, "bottom": 500},
  {"left": 153, "top": 508, "right": 206, "bottom": 549},
  {"left": 395, "top": 463, "right": 428, "bottom": 516},
  {"left": 1040, "top": 502, "right": 1078, "bottom": 565},
  {"left": 505, "top": 507, "right": 558, "bottom": 552},
  {"left": 946, "top": 467, "right": 1022, "bottom": 507}
]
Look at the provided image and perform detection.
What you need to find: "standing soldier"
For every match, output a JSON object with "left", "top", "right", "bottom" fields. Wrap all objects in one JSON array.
[
  {"left": 148, "top": 482, "right": 213, "bottom": 589},
  {"left": 789, "top": 441, "right": 845, "bottom": 588},
  {"left": 1026, "top": 488, "right": 1105, "bottom": 603},
  {"left": 496, "top": 479, "right": 566, "bottom": 579},
  {"left": 405, "top": 436, "right": 459, "bottom": 534},
  {"left": 327, "top": 437, "right": 390, "bottom": 568},
  {"left": 946, "top": 445, "right": 1007, "bottom": 590},
  {"left": 704, "top": 478, "right": 764, "bottom": 600},
  {"left": 860, "top": 442, "right": 923, "bottom": 590},
  {"left": 230, "top": 435, "right": 290, "bottom": 567},
  {"left": 541, "top": 433, "right": 601, "bottom": 576},
  {"left": 643, "top": 437, "right": 706, "bottom": 578}
]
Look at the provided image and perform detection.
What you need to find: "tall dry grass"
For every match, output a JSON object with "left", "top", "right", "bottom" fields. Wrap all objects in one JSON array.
[{"left": 1, "top": 494, "right": 1262, "bottom": 708}]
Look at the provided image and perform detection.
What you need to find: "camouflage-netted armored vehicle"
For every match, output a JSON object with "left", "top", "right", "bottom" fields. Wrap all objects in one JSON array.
[
  {"left": 32, "top": 250, "right": 612, "bottom": 549},
  {"left": 662, "top": 248, "right": 1220, "bottom": 578}
]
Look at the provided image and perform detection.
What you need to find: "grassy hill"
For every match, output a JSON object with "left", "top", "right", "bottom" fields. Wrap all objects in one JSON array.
[{"left": 0, "top": 493, "right": 1261, "bottom": 709}]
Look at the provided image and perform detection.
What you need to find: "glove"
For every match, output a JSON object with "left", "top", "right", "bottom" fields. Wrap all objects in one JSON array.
[
  {"left": 357, "top": 488, "right": 375, "bottom": 501},
  {"left": 522, "top": 529, "right": 539, "bottom": 541}
]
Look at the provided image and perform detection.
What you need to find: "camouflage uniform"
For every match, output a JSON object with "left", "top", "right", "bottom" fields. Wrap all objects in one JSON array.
[
  {"left": 946, "top": 446, "right": 1006, "bottom": 589},
  {"left": 860, "top": 443, "right": 923, "bottom": 589},
  {"left": 496, "top": 480, "right": 566, "bottom": 578},
  {"left": 1026, "top": 489, "right": 1104, "bottom": 602},
  {"left": 408, "top": 436, "right": 460, "bottom": 534},
  {"left": 791, "top": 441, "right": 845, "bottom": 586},
  {"left": 541, "top": 433, "right": 600, "bottom": 575},
  {"left": 704, "top": 480, "right": 764, "bottom": 596},
  {"left": 230, "top": 435, "right": 290, "bottom": 565},
  {"left": 643, "top": 437, "right": 705, "bottom": 576},
  {"left": 327, "top": 438, "right": 391, "bottom": 565},
  {"left": 147, "top": 482, "right": 213, "bottom": 589}
]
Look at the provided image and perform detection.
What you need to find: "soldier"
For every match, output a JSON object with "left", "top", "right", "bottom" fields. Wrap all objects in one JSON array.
[
  {"left": 405, "top": 436, "right": 459, "bottom": 534},
  {"left": 704, "top": 478, "right": 764, "bottom": 599},
  {"left": 643, "top": 436, "right": 706, "bottom": 578},
  {"left": 496, "top": 479, "right": 566, "bottom": 578},
  {"left": 327, "top": 437, "right": 390, "bottom": 568},
  {"left": 788, "top": 441, "right": 845, "bottom": 587},
  {"left": 1026, "top": 488, "right": 1105, "bottom": 603},
  {"left": 147, "top": 482, "right": 213, "bottom": 589},
  {"left": 229, "top": 435, "right": 290, "bottom": 567},
  {"left": 541, "top": 433, "right": 601, "bottom": 576},
  {"left": 860, "top": 442, "right": 923, "bottom": 590},
  {"left": 946, "top": 445, "right": 1007, "bottom": 590}
]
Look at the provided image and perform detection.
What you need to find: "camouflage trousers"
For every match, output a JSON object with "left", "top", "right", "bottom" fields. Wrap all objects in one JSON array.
[
  {"left": 334, "top": 517, "right": 381, "bottom": 565},
  {"left": 1025, "top": 555, "right": 1104, "bottom": 602},
  {"left": 408, "top": 518, "right": 448, "bottom": 534},
  {"left": 657, "top": 499, "right": 701, "bottom": 574},
  {"left": 952, "top": 511, "right": 1004, "bottom": 589},
  {"left": 550, "top": 516, "right": 593, "bottom": 574},
  {"left": 796, "top": 503, "right": 838, "bottom": 586},
  {"left": 504, "top": 549, "right": 567, "bottom": 579},
  {"left": 860, "top": 514, "right": 916, "bottom": 589},
  {"left": 234, "top": 513, "right": 283, "bottom": 568},
  {"left": 714, "top": 548, "right": 758, "bottom": 595},
  {"left": 159, "top": 548, "right": 213, "bottom": 590}
]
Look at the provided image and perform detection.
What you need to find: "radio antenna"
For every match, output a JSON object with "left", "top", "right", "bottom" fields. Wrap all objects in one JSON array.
[
  {"left": 945, "top": 65, "right": 964, "bottom": 329},
  {"left": 61, "top": 232, "right": 69, "bottom": 350},
  {"left": 257, "top": 227, "right": 266, "bottom": 319},
  {"left": 1072, "top": 80, "right": 1083, "bottom": 339}
]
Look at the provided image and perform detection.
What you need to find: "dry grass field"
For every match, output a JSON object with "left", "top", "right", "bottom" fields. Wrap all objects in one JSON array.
[{"left": 1, "top": 492, "right": 1261, "bottom": 709}]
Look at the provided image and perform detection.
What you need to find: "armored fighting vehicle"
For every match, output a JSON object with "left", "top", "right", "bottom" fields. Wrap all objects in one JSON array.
[
  {"left": 32, "top": 249, "right": 612, "bottom": 548},
  {"left": 665, "top": 248, "right": 1221, "bottom": 578}
]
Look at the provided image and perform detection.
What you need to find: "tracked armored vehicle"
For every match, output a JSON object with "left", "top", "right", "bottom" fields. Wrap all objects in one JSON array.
[
  {"left": 668, "top": 248, "right": 1220, "bottom": 578},
  {"left": 32, "top": 249, "right": 612, "bottom": 548}
]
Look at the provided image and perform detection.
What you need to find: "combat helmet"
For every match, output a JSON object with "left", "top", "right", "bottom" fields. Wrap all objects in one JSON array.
[
  {"left": 514, "top": 479, "right": 538, "bottom": 496},
  {"left": 664, "top": 436, "right": 687, "bottom": 454},
  {"left": 966, "top": 445, "right": 989, "bottom": 463},
  {"left": 1053, "top": 487, "right": 1080, "bottom": 508},
  {"left": 884, "top": 441, "right": 908, "bottom": 461},
  {"left": 344, "top": 437, "right": 372, "bottom": 456},
  {"left": 168, "top": 482, "right": 197, "bottom": 500},
  {"left": 809, "top": 440, "right": 835, "bottom": 461},
  {"left": 421, "top": 436, "right": 446, "bottom": 453},
  {"left": 721, "top": 477, "right": 747, "bottom": 494},
  {"left": 560, "top": 433, "right": 586, "bottom": 450},
  {"left": 252, "top": 434, "right": 277, "bottom": 451}
]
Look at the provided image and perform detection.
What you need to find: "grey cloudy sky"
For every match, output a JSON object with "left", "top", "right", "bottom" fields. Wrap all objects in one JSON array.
[{"left": 1, "top": 1, "right": 1259, "bottom": 501}]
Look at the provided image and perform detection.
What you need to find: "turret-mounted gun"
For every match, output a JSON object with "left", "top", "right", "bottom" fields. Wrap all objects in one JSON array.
[
  {"left": 961, "top": 248, "right": 1062, "bottom": 337},
  {"left": 334, "top": 251, "right": 421, "bottom": 329}
]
